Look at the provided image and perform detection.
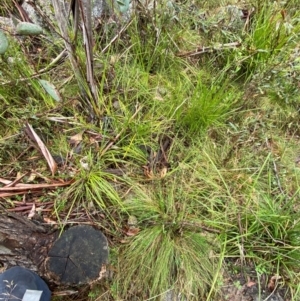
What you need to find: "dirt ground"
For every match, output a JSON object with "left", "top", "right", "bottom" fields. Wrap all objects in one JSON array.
[{"left": 220, "top": 262, "right": 289, "bottom": 301}]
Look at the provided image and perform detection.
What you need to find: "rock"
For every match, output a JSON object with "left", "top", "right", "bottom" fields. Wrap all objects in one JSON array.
[
  {"left": 22, "top": 0, "right": 68, "bottom": 28},
  {"left": 21, "top": 0, "right": 109, "bottom": 30}
]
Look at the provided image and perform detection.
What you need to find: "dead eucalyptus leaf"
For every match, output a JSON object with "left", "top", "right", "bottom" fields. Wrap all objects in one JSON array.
[
  {"left": 70, "top": 131, "right": 84, "bottom": 147},
  {"left": 0, "top": 178, "right": 11, "bottom": 185},
  {"left": 125, "top": 227, "right": 140, "bottom": 237},
  {"left": 28, "top": 203, "right": 36, "bottom": 219},
  {"left": 43, "top": 217, "right": 57, "bottom": 225},
  {"left": 27, "top": 173, "right": 37, "bottom": 182},
  {"left": 268, "top": 275, "right": 282, "bottom": 291},
  {"left": 5, "top": 173, "right": 27, "bottom": 187},
  {"left": 160, "top": 166, "right": 168, "bottom": 178},
  {"left": 25, "top": 123, "right": 57, "bottom": 176}
]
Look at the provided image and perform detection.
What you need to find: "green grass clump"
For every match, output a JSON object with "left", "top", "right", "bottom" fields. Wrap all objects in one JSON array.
[
  {"left": 175, "top": 73, "right": 240, "bottom": 133},
  {"left": 117, "top": 178, "right": 219, "bottom": 300}
]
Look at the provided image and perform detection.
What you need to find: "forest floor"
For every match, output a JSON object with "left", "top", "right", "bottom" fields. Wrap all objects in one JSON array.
[{"left": 1, "top": 1, "right": 300, "bottom": 300}]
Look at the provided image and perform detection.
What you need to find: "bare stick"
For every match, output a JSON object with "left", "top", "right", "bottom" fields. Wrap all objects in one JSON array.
[{"left": 177, "top": 42, "right": 241, "bottom": 57}]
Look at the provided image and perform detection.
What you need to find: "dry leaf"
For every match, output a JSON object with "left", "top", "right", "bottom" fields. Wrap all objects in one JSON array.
[
  {"left": 268, "top": 275, "right": 282, "bottom": 291},
  {"left": 43, "top": 217, "right": 57, "bottom": 225},
  {"left": 28, "top": 203, "right": 36, "bottom": 219},
  {"left": 125, "top": 226, "right": 140, "bottom": 237},
  {"left": 143, "top": 166, "right": 154, "bottom": 179},
  {"left": 0, "top": 178, "right": 11, "bottom": 185},
  {"left": 4, "top": 173, "right": 27, "bottom": 187},
  {"left": 30, "top": 171, "right": 52, "bottom": 182},
  {"left": 98, "top": 264, "right": 107, "bottom": 280},
  {"left": 25, "top": 123, "right": 57, "bottom": 176},
  {"left": 160, "top": 166, "right": 168, "bottom": 178},
  {"left": 70, "top": 131, "right": 84, "bottom": 147},
  {"left": 27, "top": 173, "right": 37, "bottom": 182},
  {"left": 246, "top": 281, "right": 256, "bottom": 288}
]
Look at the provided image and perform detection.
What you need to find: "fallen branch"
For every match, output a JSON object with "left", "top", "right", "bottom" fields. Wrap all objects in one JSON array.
[
  {"left": 176, "top": 42, "right": 241, "bottom": 57},
  {"left": 0, "top": 180, "right": 73, "bottom": 198}
]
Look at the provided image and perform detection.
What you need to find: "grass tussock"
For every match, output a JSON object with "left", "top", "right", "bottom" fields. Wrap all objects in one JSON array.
[{"left": 118, "top": 177, "right": 219, "bottom": 300}]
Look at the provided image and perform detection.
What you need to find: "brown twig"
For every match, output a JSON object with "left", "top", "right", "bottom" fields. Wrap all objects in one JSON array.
[
  {"left": 4, "top": 173, "right": 28, "bottom": 188},
  {"left": 0, "top": 180, "right": 73, "bottom": 193},
  {"left": 176, "top": 42, "right": 241, "bottom": 57}
]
